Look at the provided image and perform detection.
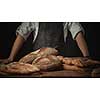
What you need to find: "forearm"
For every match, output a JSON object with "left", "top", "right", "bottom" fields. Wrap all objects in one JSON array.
[
  {"left": 75, "top": 32, "right": 89, "bottom": 57},
  {"left": 9, "top": 34, "right": 25, "bottom": 61}
]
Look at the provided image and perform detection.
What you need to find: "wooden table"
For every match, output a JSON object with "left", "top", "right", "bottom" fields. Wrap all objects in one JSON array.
[{"left": 0, "top": 69, "right": 92, "bottom": 78}]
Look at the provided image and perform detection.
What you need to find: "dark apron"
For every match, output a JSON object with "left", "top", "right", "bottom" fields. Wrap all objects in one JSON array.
[{"left": 33, "top": 22, "right": 68, "bottom": 56}]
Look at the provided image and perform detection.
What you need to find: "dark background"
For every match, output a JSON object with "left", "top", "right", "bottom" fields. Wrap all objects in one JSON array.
[{"left": 0, "top": 22, "right": 100, "bottom": 60}]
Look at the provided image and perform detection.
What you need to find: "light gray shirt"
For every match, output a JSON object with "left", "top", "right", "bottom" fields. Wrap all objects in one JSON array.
[{"left": 16, "top": 22, "right": 85, "bottom": 43}]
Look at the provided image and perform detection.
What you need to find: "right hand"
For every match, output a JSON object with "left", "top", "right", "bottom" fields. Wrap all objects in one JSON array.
[{"left": 0, "top": 57, "right": 13, "bottom": 64}]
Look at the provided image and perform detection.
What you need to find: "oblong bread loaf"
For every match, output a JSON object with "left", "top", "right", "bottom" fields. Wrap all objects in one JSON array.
[
  {"left": 32, "top": 55, "right": 62, "bottom": 71},
  {"left": 0, "top": 62, "right": 40, "bottom": 74}
]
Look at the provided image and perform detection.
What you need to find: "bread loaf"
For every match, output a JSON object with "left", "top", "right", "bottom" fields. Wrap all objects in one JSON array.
[
  {"left": 0, "top": 62, "right": 40, "bottom": 74},
  {"left": 62, "top": 57, "right": 100, "bottom": 67},
  {"left": 32, "top": 55, "right": 62, "bottom": 71},
  {"left": 37, "top": 47, "right": 58, "bottom": 57},
  {"left": 19, "top": 47, "right": 58, "bottom": 64},
  {"left": 19, "top": 49, "right": 40, "bottom": 63},
  {"left": 63, "top": 64, "right": 84, "bottom": 72}
]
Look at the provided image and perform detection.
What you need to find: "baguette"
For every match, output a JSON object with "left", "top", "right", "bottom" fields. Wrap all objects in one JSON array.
[
  {"left": 63, "top": 64, "right": 84, "bottom": 72},
  {"left": 0, "top": 62, "right": 40, "bottom": 74}
]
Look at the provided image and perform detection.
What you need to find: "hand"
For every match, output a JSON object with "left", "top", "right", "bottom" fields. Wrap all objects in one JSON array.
[
  {"left": 84, "top": 56, "right": 92, "bottom": 59},
  {"left": 0, "top": 57, "right": 13, "bottom": 64}
]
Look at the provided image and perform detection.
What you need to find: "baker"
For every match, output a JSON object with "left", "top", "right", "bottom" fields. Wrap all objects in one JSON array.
[{"left": 1, "top": 22, "right": 89, "bottom": 63}]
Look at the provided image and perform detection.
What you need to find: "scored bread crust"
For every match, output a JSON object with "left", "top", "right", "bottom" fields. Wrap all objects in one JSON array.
[
  {"left": 37, "top": 47, "right": 58, "bottom": 57},
  {"left": 62, "top": 57, "right": 100, "bottom": 67},
  {"left": 19, "top": 47, "right": 58, "bottom": 64},
  {"left": 19, "top": 53, "right": 38, "bottom": 64},
  {"left": 63, "top": 64, "right": 84, "bottom": 72},
  {"left": 0, "top": 62, "right": 40, "bottom": 74},
  {"left": 32, "top": 55, "right": 62, "bottom": 71}
]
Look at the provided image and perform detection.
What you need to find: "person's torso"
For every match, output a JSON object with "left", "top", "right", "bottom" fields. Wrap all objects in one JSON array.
[
  {"left": 33, "top": 22, "right": 68, "bottom": 56},
  {"left": 33, "top": 22, "right": 63, "bottom": 48}
]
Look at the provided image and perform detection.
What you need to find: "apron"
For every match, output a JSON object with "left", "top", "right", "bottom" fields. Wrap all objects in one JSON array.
[{"left": 33, "top": 22, "right": 68, "bottom": 56}]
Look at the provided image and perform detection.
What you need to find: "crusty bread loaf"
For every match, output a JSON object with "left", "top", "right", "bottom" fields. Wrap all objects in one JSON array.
[
  {"left": 63, "top": 64, "right": 84, "bottom": 72},
  {"left": 32, "top": 55, "right": 62, "bottom": 71},
  {"left": 37, "top": 47, "right": 58, "bottom": 57},
  {"left": 19, "top": 53, "right": 38, "bottom": 64},
  {"left": 57, "top": 56, "right": 64, "bottom": 62},
  {"left": 62, "top": 57, "right": 100, "bottom": 67},
  {"left": 0, "top": 62, "right": 40, "bottom": 74},
  {"left": 19, "top": 47, "right": 58, "bottom": 64},
  {"left": 19, "top": 48, "right": 41, "bottom": 63}
]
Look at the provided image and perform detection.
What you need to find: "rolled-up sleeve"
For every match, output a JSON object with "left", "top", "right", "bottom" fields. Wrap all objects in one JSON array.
[
  {"left": 68, "top": 22, "right": 85, "bottom": 39},
  {"left": 16, "top": 22, "right": 35, "bottom": 40}
]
